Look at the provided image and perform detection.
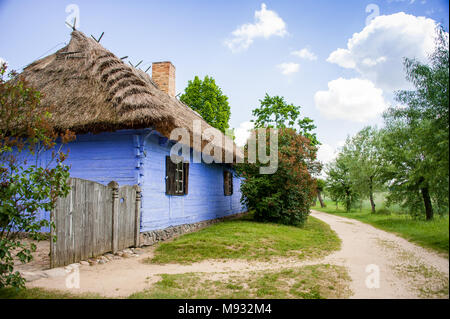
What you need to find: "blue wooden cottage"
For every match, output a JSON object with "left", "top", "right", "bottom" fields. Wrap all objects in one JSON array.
[{"left": 19, "top": 31, "right": 245, "bottom": 241}]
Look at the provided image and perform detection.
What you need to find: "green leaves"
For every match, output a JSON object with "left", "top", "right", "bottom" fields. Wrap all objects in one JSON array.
[
  {"left": 1, "top": 63, "right": 73, "bottom": 288},
  {"left": 180, "top": 75, "right": 231, "bottom": 133},
  {"left": 379, "top": 26, "right": 449, "bottom": 219},
  {"left": 252, "top": 94, "right": 319, "bottom": 146},
  {"left": 236, "top": 128, "right": 320, "bottom": 226}
]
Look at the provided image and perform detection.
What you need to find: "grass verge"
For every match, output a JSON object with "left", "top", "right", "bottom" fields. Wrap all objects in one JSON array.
[
  {"left": 146, "top": 214, "right": 340, "bottom": 264},
  {"left": 129, "top": 264, "right": 351, "bottom": 299},
  {"left": 313, "top": 201, "right": 449, "bottom": 257}
]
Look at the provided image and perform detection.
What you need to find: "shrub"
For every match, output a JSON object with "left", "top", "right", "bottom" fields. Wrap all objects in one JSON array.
[
  {"left": 236, "top": 128, "right": 320, "bottom": 226},
  {"left": 0, "top": 63, "right": 74, "bottom": 288}
]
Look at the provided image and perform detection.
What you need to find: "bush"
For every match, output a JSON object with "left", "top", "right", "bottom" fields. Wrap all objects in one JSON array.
[
  {"left": 0, "top": 63, "right": 74, "bottom": 288},
  {"left": 236, "top": 128, "right": 320, "bottom": 226},
  {"left": 374, "top": 208, "right": 391, "bottom": 215}
]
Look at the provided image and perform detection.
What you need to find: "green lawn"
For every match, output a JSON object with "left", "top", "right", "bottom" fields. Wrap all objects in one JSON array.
[
  {"left": 146, "top": 213, "right": 341, "bottom": 264},
  {"left": 313, "top": 199, "right": 449, "bottom": 257},
  {"left": 129, "top": 264, "right": 351, "bottom": 299},
  {"left": 2, "top": 213, "right": 344, "bottom": 299}
]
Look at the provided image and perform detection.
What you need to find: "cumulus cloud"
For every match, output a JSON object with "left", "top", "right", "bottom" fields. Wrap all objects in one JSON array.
[
  {"left": 317, "top": 143, "right": 338, "bottom": 165},
  {"left": 314, "top": 78, "right": 387, "bottom": 122},
  {"left": 277, "top": 62, "right": 299, "bottom": 75},
  {"left": 225, "top": 3, "right": 287, "bottom": 52},
  {"left": 234, "top": 121, "right": 254, "bottom": 147},
  {"left": 327, "top": 12, "right": 437, "bottom": 91},
  {"left": 291, "top": 48, "right": 317, "bottom": 61}
]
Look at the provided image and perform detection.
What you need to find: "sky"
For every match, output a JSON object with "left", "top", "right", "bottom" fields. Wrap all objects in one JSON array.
[{"left": 0, "top": 0, "right": 448, "bottom": 165}]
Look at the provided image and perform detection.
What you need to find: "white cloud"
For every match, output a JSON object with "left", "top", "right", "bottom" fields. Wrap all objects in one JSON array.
[
  {"left": 314, "top": 78, "right": 387, "bottom": 122},
  {"left": 327, "top": 12, "right": 437, "bottom": 91},
  {"left": 234, "top": 121, "right": 254, "bottom": 147},
  {"left": 317, "top": 143, "right": 338, "bottom": 164},
  {"left": 225, "top": 3, "right": 287, "bottom": 52},
  {"left": 291, "top": 48, "right": 317, "bottom": 61},
  {"left": 277, "top": 62, "right": 299, "bottom": 75},
  {"left": 0, "top": 57, "right": 7, "bottom": 66}
]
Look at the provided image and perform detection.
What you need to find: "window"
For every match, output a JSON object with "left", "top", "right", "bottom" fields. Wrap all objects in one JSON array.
[
  {"left": 223, "top": 170, "right": 233, "bottom": 196},
  {"left": 166, "top": 156, "right": 189, "bottom": 195}
]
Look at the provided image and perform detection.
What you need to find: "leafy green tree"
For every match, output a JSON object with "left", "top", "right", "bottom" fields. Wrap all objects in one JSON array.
[
  {"left": 236, "top": 128, "right": 321, "bottom": 226},
  {"left": 380, "top": 27, "right": 449, "bottom": 220},
  {"left": 252, "top": 94, "right": 319, "bottom": 146},
  {"left": 180, "top": 75, "right": 231, "bottom": 133},
  {"left": 0, "top": 63, "right": 74, "bottom": 288},
  {"left": 236, "top": 94, "right": 321, "bottom": 226},
  {"left": 325, "top": 153, "right": 359, "bottom": 212},
  {"left": 340, "top": 127, "right": 383, "bottom": 213}
]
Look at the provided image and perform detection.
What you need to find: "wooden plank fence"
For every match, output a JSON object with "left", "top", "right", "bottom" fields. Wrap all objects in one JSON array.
[{"left": 50, "top": 178, "right": 141, "bottom": 268}]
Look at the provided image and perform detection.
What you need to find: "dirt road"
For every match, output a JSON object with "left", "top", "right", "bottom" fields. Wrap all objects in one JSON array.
[
  {"left": 310, "top": 210, "right": 448, "bottom": 298},
  {"left": 25, "top": 211, "right": 448, "bottom": 298}
]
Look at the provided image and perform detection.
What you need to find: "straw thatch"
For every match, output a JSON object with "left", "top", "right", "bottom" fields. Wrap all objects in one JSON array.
[{"left": 19, "top": 31, "right": 240, "bottom": 162}]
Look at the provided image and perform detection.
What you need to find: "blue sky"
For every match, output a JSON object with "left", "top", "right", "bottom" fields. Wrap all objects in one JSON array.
[{"left": 0, "top": 0, "right": 448, "bottom": 163}]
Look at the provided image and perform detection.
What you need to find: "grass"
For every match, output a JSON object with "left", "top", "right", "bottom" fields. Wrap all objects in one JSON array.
[
  {"left": 146, "top": 213, "right": 341, "bottom": 264},
  {"left": 313, "top": 197, "right": 449, "bottom": 257},
  {"left": 129, "top": 264, "right": 352, "bottom": 299},
  {"left": 2, "top": 213, "right": 345, "bottom": 299},
  {"left": 0, "top": 287, "right": 102, "bottom": 299}
]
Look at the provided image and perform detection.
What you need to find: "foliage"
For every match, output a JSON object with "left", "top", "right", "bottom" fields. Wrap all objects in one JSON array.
[
  {"left": 252, "top": 94, "right": 319, "bottom": 146},
  {"left": 325, "top": 153, "right": 359, "bottom": 212},
  {"left": 339, "top": 126, "right": 383, "bottom": 213},
  {"left": 316, "top": 179, "right": 326, "bottom": 192},
  {"left": 380, "top": 27, "right": 449, "bottom": 220},
  {"left": 0, "top": 63, "right": 74, "bottom": 288},
  {"left": 180, "top": 75, "right": 231, "bottom": 133},
  {"left": 236, "top": 128, "right": 320, "bottom": 226}
]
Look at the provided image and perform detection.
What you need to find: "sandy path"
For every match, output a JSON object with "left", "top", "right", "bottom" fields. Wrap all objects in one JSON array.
[
  {"left": 27, "top": 211, "right": 449, "bottom": 298},
  {"left": 310, "top": 210, "right": 449, "bottom": 299}
]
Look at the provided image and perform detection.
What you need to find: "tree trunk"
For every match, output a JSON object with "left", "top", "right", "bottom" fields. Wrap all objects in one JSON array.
[
  {"left": 369, "top": 176, "right": 376, "bottom": 213},
  {"left": 318, "top": 191, "right": 325, "bottom": 208},
  {"left": 421, "top": 185, "right": 433, "bottom": 220}
]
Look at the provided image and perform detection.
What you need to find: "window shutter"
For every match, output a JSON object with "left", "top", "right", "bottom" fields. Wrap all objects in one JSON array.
[
  {"left": 165, "top": 156, "right": 176, "bottom": 195},
  {"left": 224, "top": 171, "right": 230, "bottom": 196},
  {"left": 183, "top": 162, "right": 189, "bottom": 195},
  {"left": 229, "top": 171, "right": 233, "bottom": 196}
]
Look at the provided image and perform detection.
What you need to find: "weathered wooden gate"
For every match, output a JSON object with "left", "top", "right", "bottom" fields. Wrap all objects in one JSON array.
[{"left": 50, "top": 178, "right": 141, "bottom": 268}]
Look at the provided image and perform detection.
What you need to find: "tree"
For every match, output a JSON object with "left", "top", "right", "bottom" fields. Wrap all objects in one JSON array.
[
  {"left": 380, "top": 26, "right": 449, "bottom": 220},
  {"left": 325, "top": 153, "right": 359, "bottom": 213},
  {"left": 252, "top": 94, "right": 319, "bottom": 146},
  {"left": 236, "top": 128, "right": 320, "bottom": 226},
  {"left": 316, "top": 178, "right": 326, "bottom": 208},
  {"left": 0, "top": 63, "right": 74, "bottom": 288},
  {"left": 236, "top": 94, "right": 320, "bottom": 226},
  {"left": 180, "top": 75, "right": 231, "bottom": 133},
  {"left": 340, "top": 127, "right": 383, "bottom": 213}
]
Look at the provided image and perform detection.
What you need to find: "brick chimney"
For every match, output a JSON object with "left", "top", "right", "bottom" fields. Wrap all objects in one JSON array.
[{"left": 152, "top": 61, "right": 176, "bottom": 97}]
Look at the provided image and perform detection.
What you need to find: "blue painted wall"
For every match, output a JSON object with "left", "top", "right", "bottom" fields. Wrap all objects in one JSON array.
[
  {"left": 138, "top": 132, "right": 244, "bottom": 232},
  {"left": 29, "top": 129, "right": 244, "bottom": 232}
]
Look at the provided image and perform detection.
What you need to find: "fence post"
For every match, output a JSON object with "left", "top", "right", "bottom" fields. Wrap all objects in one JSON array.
[
  {"left": 108, "top": 181, "right": 119, "bottom": 254},
  {"left": 134, "top": 185, "right": 142, "bottom": 247}
]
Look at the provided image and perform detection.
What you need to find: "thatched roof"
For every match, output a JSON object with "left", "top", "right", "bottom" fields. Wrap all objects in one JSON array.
[{"left": 19, "top": 31, "right": 240, "bottom": 162}]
